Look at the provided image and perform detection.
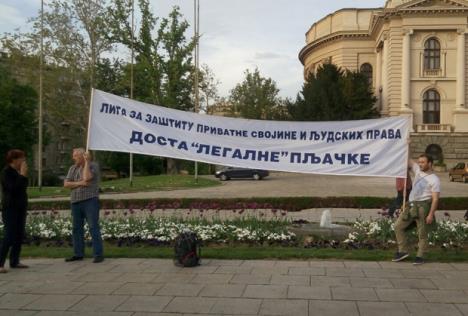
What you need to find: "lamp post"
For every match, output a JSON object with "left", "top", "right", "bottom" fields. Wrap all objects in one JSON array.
[
  {"left": 38, "top": 0, "right": 44, "bottom": 190},
  {"left": 129, "top": 0, "right": 135, "bottom": 187},
  {"left": 194, "top": 0, "right": 200, "bottom": 183}
]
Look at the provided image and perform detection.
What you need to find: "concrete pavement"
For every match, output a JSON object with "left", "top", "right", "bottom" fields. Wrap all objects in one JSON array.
[{"left": 0, "top": 258, "right": 467, "bottom": 315}]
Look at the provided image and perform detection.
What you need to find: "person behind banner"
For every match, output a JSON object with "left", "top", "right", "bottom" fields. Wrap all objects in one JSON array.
[
  {"left": 387, "top": 169, "right": 412, "bottom": 218},
  {"left": 64, "top": 148, "right": 104, "bottom": 263},
  {"left": 0, "top": 150, "right": 30, "bottom": 273},
  {"left": 392, "top": 153, "right": 440, "bottom": 265}
]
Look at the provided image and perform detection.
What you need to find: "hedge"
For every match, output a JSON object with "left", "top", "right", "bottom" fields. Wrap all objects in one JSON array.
[{"left": 27, "top": 196, "right": 468, "bottom": 211}]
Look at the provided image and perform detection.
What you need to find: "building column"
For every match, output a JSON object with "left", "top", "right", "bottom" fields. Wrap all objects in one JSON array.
[
  {"left": 381, "top": 36, "right": 389, "bottom": 116},
  {"left": 375, "top": 46, "right": 382, "bottom": 112},
  {"left": 456, "top": 29, "right": 466, "bottom": 109},
  {"left": 401, "top": 29, "right": 413, "bottom": 109}
]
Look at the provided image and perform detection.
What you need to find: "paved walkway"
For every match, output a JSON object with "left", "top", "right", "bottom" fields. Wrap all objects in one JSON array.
[
  {"left": 30, "top": 172, "right": 468, "bottom": 202},
  {"left": 0, "top": 258, "right": 467, "bottom": 315}
]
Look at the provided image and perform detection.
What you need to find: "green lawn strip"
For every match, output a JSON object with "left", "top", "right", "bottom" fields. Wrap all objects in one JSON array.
[
  {"left": 21, "top": 244, "right": 468, "bottom": 262},
  {"left": 27, "top": 175, "right": 220, "bottom": 198}
]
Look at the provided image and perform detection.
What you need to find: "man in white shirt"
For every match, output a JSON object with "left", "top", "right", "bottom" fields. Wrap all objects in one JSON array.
[{"left": 392, "top": 153, "right": 440, "bottom": 265}]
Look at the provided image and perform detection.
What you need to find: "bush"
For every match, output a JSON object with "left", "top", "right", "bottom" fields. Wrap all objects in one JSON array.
[{"left": 28, "top": 196, "right": 468, "bottom": 211}]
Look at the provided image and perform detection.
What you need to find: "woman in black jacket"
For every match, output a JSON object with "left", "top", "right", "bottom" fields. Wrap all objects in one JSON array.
[{"left": 0, "top": 149, "right": 29, "bottom": 273}]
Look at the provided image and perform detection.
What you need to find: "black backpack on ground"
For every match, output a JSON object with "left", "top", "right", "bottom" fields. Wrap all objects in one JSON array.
[{"left": 173, "top": 231, "right": 201, "bottom": 267}]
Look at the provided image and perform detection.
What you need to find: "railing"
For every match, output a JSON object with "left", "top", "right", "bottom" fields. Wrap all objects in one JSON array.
[
  {"left": 423, "top": 68, "right": 442, "bottom": 77},
  {"left": 416, "top": 124, "right": 452, "bottom": 133}
]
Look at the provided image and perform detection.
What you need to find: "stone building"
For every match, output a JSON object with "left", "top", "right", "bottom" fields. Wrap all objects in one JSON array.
[{"left": 299, "top": 0, "right": 468, "bottom": 167}]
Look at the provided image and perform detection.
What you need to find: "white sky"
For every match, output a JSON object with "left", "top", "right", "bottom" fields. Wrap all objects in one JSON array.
[{"left": 0, "top": 0, "right": 384, "bottom": 98}]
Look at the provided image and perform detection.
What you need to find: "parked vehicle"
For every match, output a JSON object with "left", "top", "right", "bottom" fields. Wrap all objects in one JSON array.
[
  {"left": 214, "top": 167, "right": 269, "bottom": 181},
  {"left": 449, "top": 162, "right": 468, "bottom": 183}
]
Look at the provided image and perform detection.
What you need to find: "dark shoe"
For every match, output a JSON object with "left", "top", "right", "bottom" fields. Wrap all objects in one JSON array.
[
  {"left": 392, "top": 252, "right": 409, "bottom": 262},
  {"left": 93, "top": 256, "right": 104, "bottom": 263},
  {"left": 65, "top": 256, "right": 83, "bottom": 262},
  {"left": 0, "top": 267, "right": 7, "bottom": 273},
  {"left": 11, "top": 263, "right": 29, "bottom": 269},
  {"left": 413, "top": 257, "right": 425, "bottom": 265}
]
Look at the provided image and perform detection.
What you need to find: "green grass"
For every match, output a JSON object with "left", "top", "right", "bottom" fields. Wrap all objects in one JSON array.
[
  {"left": 27, "top": 175, "right": 220, "bottom": 198},
  {"left": 21, "top": 243, "right": 468, "bottom": 262}
]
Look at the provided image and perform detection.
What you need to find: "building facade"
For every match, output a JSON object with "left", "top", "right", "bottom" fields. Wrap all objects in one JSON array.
[{"left": 299, "top": 0, "right": 468, "bottom": 166}]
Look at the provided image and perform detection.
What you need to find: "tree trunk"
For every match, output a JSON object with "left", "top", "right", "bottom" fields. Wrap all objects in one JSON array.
[{"left": 166, "top": 158, "right": 180, "bottom": 175}]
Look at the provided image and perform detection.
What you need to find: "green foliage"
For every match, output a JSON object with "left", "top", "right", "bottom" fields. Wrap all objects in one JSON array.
[
  {"left": 108, "top": 1, "right": 195, "bottom": 110},
  {"left": 229, "top": 68, "right": 287, "bottom": 120},
  {"left": 288, "top": 63, "right": 379, "bottom": 121},
  {"left": 0, "top": 63, "right": 38, "bottom": 156}
]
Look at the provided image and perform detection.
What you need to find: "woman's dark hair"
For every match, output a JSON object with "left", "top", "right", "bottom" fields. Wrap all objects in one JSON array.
[{"left": 5, "top": 149, "right": 25, "bottom": 164}]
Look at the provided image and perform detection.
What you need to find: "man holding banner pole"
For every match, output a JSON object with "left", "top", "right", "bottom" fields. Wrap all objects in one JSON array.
[
  {"left": 392, "top": 153, "right": 440, "bottom": 265},
  {"left": 64, "top": 148, "right": 104, "bottom": 263}
]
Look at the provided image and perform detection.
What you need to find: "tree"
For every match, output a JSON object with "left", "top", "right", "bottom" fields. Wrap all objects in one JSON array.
[
  {"left": 288, "top": 63, "right": 378, "bottom": 121},
  {"left": 229, "top": 68, "right": 285, "bottom": 120},
  {"left": 0, "top": 63, "right": 37, "bottom": 157},
  {"left": 198, "top": 64, "right": 220, "bottom": 113},
  {"left": 108, "top": 1, "right": 197, "bottom": 174}
]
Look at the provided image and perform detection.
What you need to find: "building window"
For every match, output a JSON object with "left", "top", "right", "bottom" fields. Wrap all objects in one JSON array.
[
  {"left": 423, "top": 89, "right": 440, "bottom": 124},
  {"left": 360, "top": 63, "right": 373, "bottom": 85},
  {"left": 424, "top": 37, "right": 440, "bottom": 70}
]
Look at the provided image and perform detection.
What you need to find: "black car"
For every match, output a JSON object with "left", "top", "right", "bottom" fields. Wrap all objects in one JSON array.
[{"left": 214, "top": 167, "right": 269, "bottom": 181}]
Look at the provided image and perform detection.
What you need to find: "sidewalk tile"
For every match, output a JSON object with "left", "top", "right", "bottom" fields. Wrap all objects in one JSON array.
[
  {"left": 116, "top": 296, "right": 173, "bottom": 312},
  {"left": 357, "top": 301, "right": 410, "bottom": 316},
  {"left": 112, "top": 273, "right": 159, "bottom": 283},
  {"left": 152, "top": 273, "right": 195, "bottom": 284},
  {"left": 199, "top": 284, "right": 246, "bottom": 297},
  {"left": 190, "top": 273, "right": 233, "bottom": 284},
  {"left": 456, "top": 304, "right": 468, "bottom": 315},
  {"left": 163, "top": 297, "right": 217, "bottom": 313},
  {"left": 364, "top": 269, "right": 405, "bottom": 278},
  {"left": 0, "top": 293, "right": 41, "bottom": 309},
  {"left": 326, "top": 268, "right": 364, "bottom": 277},
  {"left": 214, "top": 266, "right": 253, "bottom": 274},
  {"left": 243, "top": 285, "right": 288, "bottom": 299},
  {"left": 349, "top": 277, "right": 393, "bottom": 289},
  {"left": 70, "top": 295, "right": 130, "bottom": 311},
  {"left": 156, "top": 283, "right": 204, "bottom": 296},
  {"left": 308, "top": 300, "right": 359, "bottom": 316},
  {"left": 270, "top": 274, "right": 310, "bottom": 286},
  {"left": 332, "top": 287, "right": 378, "bottom": 301},
  {"left": 288, "top": 267, "right": 325, "bottom": 276},
  {"left": 420, "top": 289, "right": 468, "bottom": 303},
  {"left": 344, "top": 261, "right": 381, "bottom": 269},
  {"left": 23, "top": 294, "right": 85, "bottom": 310},
  {"left": 210, "top": 298, "right": 261, "bottom": 314},
  {"left": 310, "top": 276, "right": 350, "bottom": 287},
  {"left": 287, "top": 285, "right": 331, "bottom": 299},
  {"left": 113, "top": 282, "right": 163, "bottom": 295},
  {"left": 72, "top": 282, "right": 125, "bottom": 295},
  {"left": 260, "top": 298, "right": 308, "bottom": 316},
  {"left": 230, "top": 274, "right": 271, "bottom": 285},
  {"left": 406, "top": 302, "right": 463, "bottom": 316},
  {"left": 390, "top": 278, "right": 437, "bottom": 289},
  {"left": 376, "top": 289, "right": 426, "bottom": 302}
]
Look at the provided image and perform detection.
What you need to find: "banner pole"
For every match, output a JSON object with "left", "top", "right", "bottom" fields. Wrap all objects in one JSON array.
[
  {"left": 86, "top": 88, "right": 95, "bottom": 152},
  {"left": 401, "top": 132, "right": 411, "bottom": 214}
]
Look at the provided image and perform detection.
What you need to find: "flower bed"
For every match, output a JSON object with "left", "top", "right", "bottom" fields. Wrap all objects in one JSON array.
[
  {"left": 21, "top": 214, "right": 296, "bottom": 245},
  {"left": 4, "top": 211, "right": 466, "bottom": 250}
]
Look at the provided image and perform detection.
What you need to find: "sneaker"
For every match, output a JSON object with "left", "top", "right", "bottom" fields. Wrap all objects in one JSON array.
[
  {"left": 413, "top": 257, "right": 425, "bottom": 265},
  {"left": 65, "top": 256, "right": 83, "bottom": 262},
  {"left": 392, "top": 252, "right": 409, "bottom": 262},
  {"left": 93, "top": 256, "right": 104, "bottom": 263},
  {"left": 10, "top": 263, "right": 29, "bottom": 269}
]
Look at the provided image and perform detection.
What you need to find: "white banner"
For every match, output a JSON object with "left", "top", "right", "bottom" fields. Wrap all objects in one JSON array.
[{"left": 88, "top": 89, "right": 410, "bottom": 177}]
